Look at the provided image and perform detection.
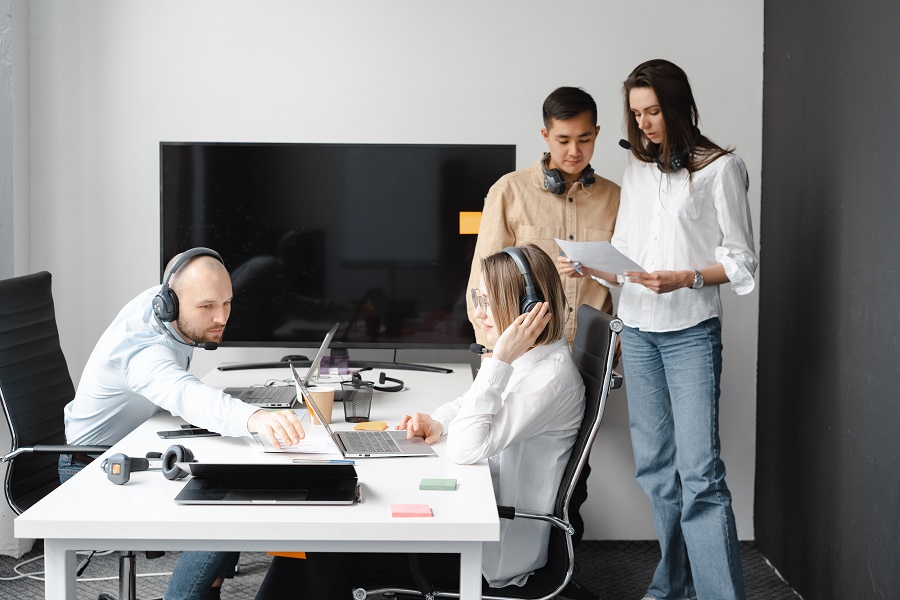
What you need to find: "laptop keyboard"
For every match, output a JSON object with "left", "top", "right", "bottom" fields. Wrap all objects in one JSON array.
[
  {"left": 242, "top": 387, "right": 291, "bottom": 405},
  {"left": 341, "top": 431, "right": 401, "bottom": 454}
]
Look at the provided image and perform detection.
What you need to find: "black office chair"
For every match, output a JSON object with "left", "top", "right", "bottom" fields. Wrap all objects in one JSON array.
[
  {"left": 0, "top": 271, "right": 149, "bottom": 600},
  {"left": 352, "top": 304, "right": 623, "bottom": 600}
]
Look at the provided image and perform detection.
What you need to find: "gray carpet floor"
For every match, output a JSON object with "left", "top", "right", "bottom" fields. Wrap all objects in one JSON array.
[{"left": 0, "top": 540, "right": 799, "bottom": 599}]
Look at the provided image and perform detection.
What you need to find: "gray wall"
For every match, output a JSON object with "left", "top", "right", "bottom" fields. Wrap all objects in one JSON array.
[
  {"left": 756, "top": 1, "right": 900, "bottom": 598},
  {"left": 8, "top": 0, "right": 763, "bottom": 542}
]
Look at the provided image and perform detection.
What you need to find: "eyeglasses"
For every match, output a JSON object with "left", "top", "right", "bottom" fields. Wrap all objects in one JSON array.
[{"left": 470, "top": 288, "right": 490, "bottom": 313}]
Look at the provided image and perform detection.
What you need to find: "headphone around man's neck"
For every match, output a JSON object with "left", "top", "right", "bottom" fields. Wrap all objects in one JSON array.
[{"left": 541, "top": 153, "right": 595, "bottom": 195}]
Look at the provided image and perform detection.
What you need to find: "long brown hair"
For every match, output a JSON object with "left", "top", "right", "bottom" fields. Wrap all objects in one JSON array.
[
  {"left": 623, "top": 59, "right": 731, "bottom": 173},
  {"left": 480, "top": 243, "right": 566, "bottom": 347}
]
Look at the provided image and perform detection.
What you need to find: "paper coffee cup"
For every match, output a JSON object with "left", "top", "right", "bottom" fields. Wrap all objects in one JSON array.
[{"left": 306, "top": 385, "right": 335, "bottom": 424}]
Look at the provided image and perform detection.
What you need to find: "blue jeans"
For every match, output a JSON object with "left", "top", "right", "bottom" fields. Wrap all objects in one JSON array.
[
  {"left": 165, "top": 551, "right": 240, "bottom": 600},
  {"left": 58, "top": 453, "right": 89, "bottom": 483},
  {"left": 620, "top": 318, "right": 745, "bottom": 600},
  {"left": 58, "top": 455, "right": 239, "bottom": 600}
]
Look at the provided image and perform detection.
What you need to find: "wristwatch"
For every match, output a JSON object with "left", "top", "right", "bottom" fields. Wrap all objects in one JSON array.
[{"left": 690, "top": 269, "right": 704, "bottom": 290}]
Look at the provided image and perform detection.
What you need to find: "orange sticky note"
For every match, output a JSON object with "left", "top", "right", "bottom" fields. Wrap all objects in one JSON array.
[
  {"left": 391, "top": 503, "right": 433, "bottom": 517},
  {"left": 267, "top": 551, "right": 307, "bottom": 559},
  {"left": 459, "top": 212, "right": 482, "bottom": 235},
  {"left": 354, "top": 421, "right": 388, "bottom": 431}
]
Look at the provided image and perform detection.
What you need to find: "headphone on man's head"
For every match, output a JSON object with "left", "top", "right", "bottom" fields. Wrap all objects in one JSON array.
[
  {"left": 501, "top": 247, "right": 545, "bottom": 314},
  {"left": 541, "top": 153, "right": 595, "bottom": 195},
  {"left": 152, "top": 247, "right": 225, "bottom": 323}
]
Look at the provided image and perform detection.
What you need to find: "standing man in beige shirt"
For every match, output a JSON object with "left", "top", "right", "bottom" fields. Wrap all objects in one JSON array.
[
  {"left": 466, "top": 87, "right": 620, "bottom": 348},
  {"left": 465, "top": 86, "right": 619, "bottom": 600}
]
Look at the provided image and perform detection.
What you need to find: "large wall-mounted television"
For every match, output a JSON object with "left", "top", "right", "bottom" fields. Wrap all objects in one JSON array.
[{"left": 160, "top": 142, "right": 515, "bottom": 354}]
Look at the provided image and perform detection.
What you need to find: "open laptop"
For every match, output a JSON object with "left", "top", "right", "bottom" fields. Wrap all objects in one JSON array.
[
  {"left": 289, "top": 364, "right": 436, "bottom": 458},
  {"left": 224, "top": 323, "right": 339, "bottom": 408},
  {"left": 173, "top": 462, "right": 359, "bottom": 505}
]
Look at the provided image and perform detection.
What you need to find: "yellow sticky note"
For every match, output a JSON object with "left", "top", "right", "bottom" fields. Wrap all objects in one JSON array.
[
  {"left": 459, "top": 212, "right": 482, "bottom": 235},
  {"left": 354, "top": 421, "right": 388, "bottom": 431}
]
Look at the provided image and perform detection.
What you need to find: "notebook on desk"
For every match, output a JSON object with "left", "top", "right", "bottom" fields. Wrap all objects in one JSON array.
[
  {"left": 223, "top": 323, "right": 340, "bottom": 408},
  {"left": 172, "top": 462, "right": 359, "bottom": 505},
  {"left": 289, "top": 363, "right": 436, "bottom": 458}
]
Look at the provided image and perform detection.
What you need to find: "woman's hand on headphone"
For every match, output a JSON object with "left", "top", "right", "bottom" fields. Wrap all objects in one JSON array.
[
  {"left": 248, "top": 409, "right": 306, "bottom": 449},
  {"left": 492, "top": 302, "right": 551, "bottom": 365},
  {"left": 397, "top": 413, "right": 443, "bottom": 444}
]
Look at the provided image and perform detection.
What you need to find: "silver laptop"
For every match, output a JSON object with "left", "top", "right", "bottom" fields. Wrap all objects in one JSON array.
[
  {"left": 289, "top": 364, "right": 436, "bottom": 458},
  {"left": 172, "top": 462, "right": 359, "bottom": 505},
  {"left": 224, "top": 323, "right": 339, "bottom": 408}
]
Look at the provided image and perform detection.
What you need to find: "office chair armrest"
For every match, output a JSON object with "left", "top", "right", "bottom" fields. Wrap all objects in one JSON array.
[
  {"left": 0, "top": 444, "right": 111, "bottom": 463},
  {"left": 497, "top": 505, "right": 574, "bottom": 535},
  {"left": 611, "top": 370, "right": 623, "bottom": 390}
]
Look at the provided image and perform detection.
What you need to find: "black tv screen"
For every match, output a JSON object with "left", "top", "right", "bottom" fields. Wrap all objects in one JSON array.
[{"left": 160, "top": 142, "right": 515, "bottom": 350}]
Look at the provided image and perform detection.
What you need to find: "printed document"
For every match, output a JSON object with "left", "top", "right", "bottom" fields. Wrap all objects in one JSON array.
[{"left": 555, "top": 239, "right": 646, "bottom": 275}]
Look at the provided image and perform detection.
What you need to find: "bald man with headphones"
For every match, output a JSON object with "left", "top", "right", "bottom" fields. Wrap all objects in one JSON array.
[{"left": 62, "top": 248, "right": 306, "bottom": 600}]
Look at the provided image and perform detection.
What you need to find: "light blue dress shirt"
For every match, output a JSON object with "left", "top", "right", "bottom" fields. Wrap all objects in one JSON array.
[{"left": 64, "top": 286, "right": 258, "bottom": 446}]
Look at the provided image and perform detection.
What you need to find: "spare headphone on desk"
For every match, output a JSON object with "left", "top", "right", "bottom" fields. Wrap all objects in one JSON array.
[
  {"left": 101, "top": 444, "right": 196, "bottom": 485},
  {"left": 350, "top": 368, "right": 404, "bottom": 392}
]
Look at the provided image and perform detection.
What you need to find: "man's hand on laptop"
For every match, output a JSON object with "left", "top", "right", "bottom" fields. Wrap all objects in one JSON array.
[
  {"left": 248, "top": 410, "right": 306, "bottom": 449},
  {"left": 398, "top": 413, "right": 443, "bottom": 445}
]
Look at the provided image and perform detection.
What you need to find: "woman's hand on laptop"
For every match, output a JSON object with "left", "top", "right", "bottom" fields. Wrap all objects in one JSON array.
[
  {"left": 248, "top": 409, "right": 306, "bottom": 449},
  {"left": 398, "top": 413, "right": 443, "bottom": 445}
]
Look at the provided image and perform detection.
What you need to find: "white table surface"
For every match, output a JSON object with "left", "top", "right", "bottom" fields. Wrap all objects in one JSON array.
[{"left": 15, "top": 363, "right": 499, "bottom": 599}]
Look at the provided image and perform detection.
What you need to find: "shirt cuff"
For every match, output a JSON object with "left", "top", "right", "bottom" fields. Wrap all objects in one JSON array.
[{"left": 715, "top": 247, "right": 756, "bottom": 295}]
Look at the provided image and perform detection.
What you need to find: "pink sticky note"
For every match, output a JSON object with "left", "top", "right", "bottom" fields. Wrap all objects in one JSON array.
[{"left": 391, "top": 503, "right": 433, "bottom": 517}]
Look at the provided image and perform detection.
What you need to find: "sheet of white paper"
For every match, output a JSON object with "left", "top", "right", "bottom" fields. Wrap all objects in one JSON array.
[
  {"left": 555, "top": 239, "right": 646, "bottom": 275},
  {"left": 249, "top": 426, "right": 343, "bottom": 459}
]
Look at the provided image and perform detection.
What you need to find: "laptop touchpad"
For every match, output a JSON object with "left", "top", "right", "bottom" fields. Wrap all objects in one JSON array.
[{"left": 224, "top": 489, "right": 308, "bottom": 502}]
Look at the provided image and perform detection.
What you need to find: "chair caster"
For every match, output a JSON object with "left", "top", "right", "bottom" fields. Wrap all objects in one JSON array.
[{"left": 352, "top": 588, "right": 367, "bottom": 599}]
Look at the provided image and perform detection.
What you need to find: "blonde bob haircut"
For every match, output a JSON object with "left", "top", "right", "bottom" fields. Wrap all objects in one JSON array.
[{"left": 479, "top": 243, "right": 567, "bottom": 347}]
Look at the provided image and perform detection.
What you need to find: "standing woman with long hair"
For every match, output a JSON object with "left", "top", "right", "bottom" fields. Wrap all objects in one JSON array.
[{"left": 615, "top": 59, "right": 757, "bottom": 600}]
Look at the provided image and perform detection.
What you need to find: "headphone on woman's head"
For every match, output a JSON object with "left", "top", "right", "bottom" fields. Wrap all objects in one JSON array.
[
  {"left": 351, "top": 368, "right": 404, "bottom": 392},
  {"left": 501, "top": 247, "right": 544, "bottom": 314},
  {"left": 152, "top": 248, "right": 225, "bottom": 322}
]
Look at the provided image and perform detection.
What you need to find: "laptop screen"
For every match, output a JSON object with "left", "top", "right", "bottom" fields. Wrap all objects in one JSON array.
[{"left": 304, "top": 322, "right": 339, "bottom": 385}]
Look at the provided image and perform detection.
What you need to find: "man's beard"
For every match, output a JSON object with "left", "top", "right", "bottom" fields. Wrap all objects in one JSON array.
[{"left": 176, "top": 319, "right": 224, "bottom": 346}]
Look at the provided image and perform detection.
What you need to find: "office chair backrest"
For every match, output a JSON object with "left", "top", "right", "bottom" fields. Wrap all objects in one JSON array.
[
  {"left": 0, "top": 272, "right": 76, "bottom": 513},
  {"left": 535, "top": 304, "right": 620, "bottom": 593}
]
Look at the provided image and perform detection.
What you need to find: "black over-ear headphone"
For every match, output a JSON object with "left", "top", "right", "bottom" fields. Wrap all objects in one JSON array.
[
  {"left": 541, "top": 153, "right": 595, "bottom": 195},
  {"left": 502, "top": 246, "right": 545, "bottom": 314},
  {"left": 351, "top": 368, "right": 404, "bottom": 392},
  {"left": 101, "top": 445, "right": 196, "bottom": 484},
  {"left": 152, "top": 248, "right": 225, "bottom": 323},
  {"left": 620, "top": 127, "right": 702, "bottom": 173}
]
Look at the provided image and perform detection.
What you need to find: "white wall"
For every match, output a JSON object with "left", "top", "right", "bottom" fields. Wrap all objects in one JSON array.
[{"left": 21, "top": 0, "right": 763, "bottom": 539}]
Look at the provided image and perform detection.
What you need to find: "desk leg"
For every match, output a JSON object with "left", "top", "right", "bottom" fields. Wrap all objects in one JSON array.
[
  {"left": 43, "top": 539, "right": 76, "bottom": 600},
  {"left": 458, "top": 541, "right": 483, "bottom": 600}
]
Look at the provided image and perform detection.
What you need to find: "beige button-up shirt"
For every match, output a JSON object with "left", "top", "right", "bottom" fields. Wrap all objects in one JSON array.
[{"left": 467, "top": 156, "right": 620, "bottom": 346}]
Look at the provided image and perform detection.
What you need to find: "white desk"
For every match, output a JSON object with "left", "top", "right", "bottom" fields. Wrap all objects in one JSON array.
[{"left": 15, "top": 364, "right": 499, "bottom": 600}]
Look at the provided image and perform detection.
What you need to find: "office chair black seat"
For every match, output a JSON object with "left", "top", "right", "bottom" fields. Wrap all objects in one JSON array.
[{"left": 353, "top": 304, "right": 623, "bottom": 600}]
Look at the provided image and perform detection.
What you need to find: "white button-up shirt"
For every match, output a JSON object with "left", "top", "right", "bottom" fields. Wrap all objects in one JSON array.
[
  {"left": 612, "top": 152, "right": 758, "bottom": 332},
  {"left": 430, "top": 339, "right": 585, "bottom": 587}
]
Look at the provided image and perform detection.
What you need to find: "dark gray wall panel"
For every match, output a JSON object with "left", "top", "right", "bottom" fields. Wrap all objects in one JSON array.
[{"left": 757, "top": 2, "right": 900, "bottom": 598}]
